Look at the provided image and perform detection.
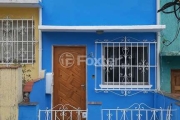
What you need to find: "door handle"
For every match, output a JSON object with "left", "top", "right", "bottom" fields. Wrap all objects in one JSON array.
[{"left": 81, "top": 84, "right": 86, "bottom": 89}]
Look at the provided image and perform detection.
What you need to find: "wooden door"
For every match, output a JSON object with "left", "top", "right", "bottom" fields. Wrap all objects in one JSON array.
[
  {"left": 171, "top": 70, "right": 180, "bottom": 93},
  {"left": 53, "top": 46, "right": 86, "bottom": 119}
]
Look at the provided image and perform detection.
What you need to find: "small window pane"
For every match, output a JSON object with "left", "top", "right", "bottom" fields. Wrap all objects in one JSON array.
[{"left": 104, "top": 46, "right": 148, "bottom": 85}]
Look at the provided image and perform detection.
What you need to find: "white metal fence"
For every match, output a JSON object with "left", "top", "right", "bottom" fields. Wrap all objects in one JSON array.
[
  {"left": 0, "top": 17, "right": 37, "bottom": 65},
  {"left": 39, "top": 103, "right": 176, "bottom": 120},
  {"left": 38, "top": 104, "right": 87, "bottom": 120},
  {"left": 95, "top": 37, "right": 157, "bottom": 91},
  {"left": 101, "top": 103, "right": 176, "bottom": 120}
]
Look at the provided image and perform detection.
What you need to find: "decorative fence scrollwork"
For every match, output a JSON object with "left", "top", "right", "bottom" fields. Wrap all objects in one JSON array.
[
  {"left": 102, "top": 103, "right": 176, "bottom": 120},
  {"left": 39, "top": 104, "right": 87, "bottom": 120}
]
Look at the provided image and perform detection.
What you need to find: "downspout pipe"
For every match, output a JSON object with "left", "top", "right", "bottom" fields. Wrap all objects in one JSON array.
[
  {"left": 39, "top": 4, "right": 42, "bottom": 77},
  {"left": 157, "top": 0, "right": 161, "bottom": 91}
]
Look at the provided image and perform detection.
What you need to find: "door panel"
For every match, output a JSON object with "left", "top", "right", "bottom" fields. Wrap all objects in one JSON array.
[
  {"left": 171, "top": 70, "right": 180, "bottom": 93},
  {"left": 53, "top": 46, "right": 86, "bottom": 119}
]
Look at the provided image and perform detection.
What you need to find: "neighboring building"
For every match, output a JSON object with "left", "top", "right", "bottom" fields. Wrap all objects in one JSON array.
[
  {"left": 160, "top": 0, "right": 180, "bottom": 94},
  {"left": 0, "top": 2, "right": 40, "bottom": 79},
  {"left": 0, "top": 1, "right": 40, "bottom": 120},
  {"left": 1, "top": 0, "right": 180, "bottom": 120}
]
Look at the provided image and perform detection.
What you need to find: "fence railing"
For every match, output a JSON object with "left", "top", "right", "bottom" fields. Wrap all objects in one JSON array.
[
  {"left": 38, "top": 104, "right": 87, "bottom": 120},
  {"left": 101, "top": 103, "right": 176, "bottom": 120}
]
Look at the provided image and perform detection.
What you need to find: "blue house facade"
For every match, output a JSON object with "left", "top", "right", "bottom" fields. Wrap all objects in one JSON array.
[{"left": 26, "top": 0, "right": 180, "bottom": 120}]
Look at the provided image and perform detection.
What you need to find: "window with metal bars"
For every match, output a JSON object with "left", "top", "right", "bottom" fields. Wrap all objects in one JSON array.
[
  {"left": 104, "top": 46, "right": 148, "bottom": 85},
  {"left": 95, "top": 37, "right": 157, "bottom": 89},
  {"left": 0, "top": 18, "right": 36, "bottom": 64}
]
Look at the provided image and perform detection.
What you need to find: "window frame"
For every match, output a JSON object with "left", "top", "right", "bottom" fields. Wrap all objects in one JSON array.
[
  {"left": 0, "top": 18, "right": 36, "bottom": 64},
  {"left": 94, "top": 37, "right": 157, "bottom": 90},
  {"left": 102, "top": 45, "right": 149, "bottom": 85}
]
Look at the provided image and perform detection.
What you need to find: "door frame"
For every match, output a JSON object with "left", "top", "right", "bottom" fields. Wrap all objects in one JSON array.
[
  {"left": 171, "top": 69, "right": 180, "bottom": 93},
  {"left": 51, "top": 45, "right": 87, "bottom": 112}
]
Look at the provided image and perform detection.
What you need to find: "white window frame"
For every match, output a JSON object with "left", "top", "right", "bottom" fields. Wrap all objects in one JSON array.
[
  {"left": 102, "top": 45, "right": 149, "bottom": 85},
  {"left": 0, "top": 17, "right": 37, "bottom": 65},
  {"left": 95, "top": 37, "right": 157, "bottom": 90}
]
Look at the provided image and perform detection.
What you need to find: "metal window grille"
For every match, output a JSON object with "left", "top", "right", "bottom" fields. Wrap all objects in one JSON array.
[
  {"left": 95, "top": 37, "right": 157, "bottom": 90},
  {"left": 0, "top": 17, "right": 37, "bottom": 65}
]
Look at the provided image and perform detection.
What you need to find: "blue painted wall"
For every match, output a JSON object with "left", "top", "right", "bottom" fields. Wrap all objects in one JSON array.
[
  {"left": 155, "top": 93, "right": 180, "bottom": 120},
  {"left": 160, "top": 0, "right": 180, "bottom": 92},
  {"left": 35, "top": 0, "right": 160, "bottom": 119},
  {"left": 29, "top": 32, "right": 158, "bottom": 119},
  {"left": 18, "top": 104, "right": 39, "bottom": 120},
  {"left": 41, "top": 0, "right": 157, "bottom": 25},
  {"left": 30, "top": 78, "right": 180, "bottom": 119},
  {"left": 30, "top": 80, "right": 51, "bottom": 120},
  {"left": 30, "top": 80, "right": 51, "bottom": 110}
]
